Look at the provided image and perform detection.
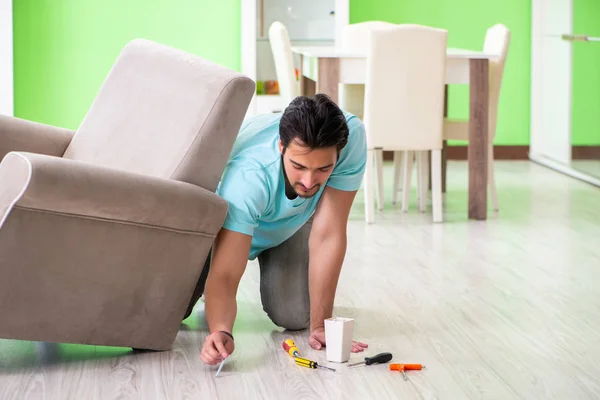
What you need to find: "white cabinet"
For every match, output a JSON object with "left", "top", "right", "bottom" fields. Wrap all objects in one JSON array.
[{"left": 242, "top": 0, "right": 348, "bottom": 116}]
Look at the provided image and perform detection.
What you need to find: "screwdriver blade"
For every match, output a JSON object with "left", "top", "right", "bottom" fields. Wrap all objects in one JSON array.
[
  {"left": 216, "top": 358, "right": 226, "bottom": 377},
  {"left": 347, "top": 361, "right": 365, "bottom": 367},
  {"left": 319, "top": 365, "right": 337, "bottom": 372}
]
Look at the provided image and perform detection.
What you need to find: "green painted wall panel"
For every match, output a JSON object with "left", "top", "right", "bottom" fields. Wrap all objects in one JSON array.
[
  {"left": 13, "top": 1, "right": 600, "bottom": 145},
  {"left": 13, "top": 0, "right": 241, "bottom": 130},
  {"left": 350, "top": 0, "right": 531, "bottom": 146},
  {"left": 572, "top": 0, "right": 600, "bottom": 146}
]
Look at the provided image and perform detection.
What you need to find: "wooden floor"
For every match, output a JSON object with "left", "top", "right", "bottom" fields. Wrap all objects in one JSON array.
[{"left": 2, "top": 161, "right": 600, "bottom": 400}]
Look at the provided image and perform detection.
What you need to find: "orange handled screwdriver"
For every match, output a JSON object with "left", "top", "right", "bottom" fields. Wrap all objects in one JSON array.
[
  {"left": 390, "top": 363, "right": 426, "bottom": 381},
  {"left": 390, "top": 363, "right": 425, "bottom": 371}
]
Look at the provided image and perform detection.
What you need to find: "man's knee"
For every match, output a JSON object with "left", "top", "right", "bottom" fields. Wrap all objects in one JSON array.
[{"left": 263, "top": 303, "right": 310, "bottom": 331}]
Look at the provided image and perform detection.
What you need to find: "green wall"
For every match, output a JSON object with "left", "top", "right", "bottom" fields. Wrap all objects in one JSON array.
[
  {"left": 13, "top": 1, "right": 600, "bottom": 146},
  {"left": 572, "top": 0, "right": 600, "bottom": 146},
  {"left": 13, "top": 0, "right": 241, "bottom": 130},
  {"left": 350, "top": 0, "right": 531, "bottom": 146}
]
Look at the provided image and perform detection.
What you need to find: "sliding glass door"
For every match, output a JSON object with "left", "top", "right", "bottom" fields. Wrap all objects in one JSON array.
[{"left": 530, "top": 0, "right": 600, "bottom": 185}]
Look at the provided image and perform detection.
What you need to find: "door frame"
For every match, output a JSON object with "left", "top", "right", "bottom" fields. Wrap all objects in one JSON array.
[{"left": 240, "top": 0, "right": 349, "bottom": 116}]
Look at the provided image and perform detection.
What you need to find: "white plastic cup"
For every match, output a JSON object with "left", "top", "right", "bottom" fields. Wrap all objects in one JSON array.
[{"left": 324, "top": 317, "right": 354, "bottom": 363}]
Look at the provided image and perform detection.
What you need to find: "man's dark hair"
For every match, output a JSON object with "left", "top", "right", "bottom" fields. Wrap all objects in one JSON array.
[{"left": 279, "top": 94, "right": 349, "bottom": 154}]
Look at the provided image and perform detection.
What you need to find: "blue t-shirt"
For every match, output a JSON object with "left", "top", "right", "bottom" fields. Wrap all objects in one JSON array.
[{"left": 216, "top": 111, "right": 367, "bottom": 260}]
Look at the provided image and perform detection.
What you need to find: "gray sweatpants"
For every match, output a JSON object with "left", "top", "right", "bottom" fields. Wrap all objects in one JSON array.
[{"left": 184, "top": 218, "right": 312, "bottom": 330}]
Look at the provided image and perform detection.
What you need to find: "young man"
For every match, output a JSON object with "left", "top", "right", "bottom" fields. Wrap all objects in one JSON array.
[{"left": 185, "top": 94, "right": 368, "bottom": 365}]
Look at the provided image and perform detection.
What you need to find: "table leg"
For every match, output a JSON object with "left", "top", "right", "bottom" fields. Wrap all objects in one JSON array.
[
  {"left": 302, "top": 77, "right": 316, "bottom": 96},
  {"left": 317, "top": 58, "right": 340, "bottom": 103},
  {"left": 468, "top": 59, "right": 489, "bottom": 220}
]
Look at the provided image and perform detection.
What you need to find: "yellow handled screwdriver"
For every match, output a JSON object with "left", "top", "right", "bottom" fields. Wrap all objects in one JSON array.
[
  {"left": 295, "top": 357, "right": 336, "bottom": 372},
  {"left": 282, "top": 339, "right": 336, "bottom": 372}
]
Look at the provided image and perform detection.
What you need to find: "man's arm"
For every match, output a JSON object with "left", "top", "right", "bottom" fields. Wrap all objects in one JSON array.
[
  {"left": 307, "top": 185, "right": 368, "bottom": 353},
  {"left": 200, "top": 227, "right": 252, "bottom": 365},
  {"left": 308, "top": 185, "right": 356, "bottom": 331},
  {"left": 204, "top": 227, "right": 252, "bottom": 334}
]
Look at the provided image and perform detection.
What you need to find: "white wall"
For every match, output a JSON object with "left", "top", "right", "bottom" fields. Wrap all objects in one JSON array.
[
  {"left": 259, "top": 0, "right": 336, "bottom": 41},
  {"left": 0, "top": 0, "right": 13, "bottom": 116}
]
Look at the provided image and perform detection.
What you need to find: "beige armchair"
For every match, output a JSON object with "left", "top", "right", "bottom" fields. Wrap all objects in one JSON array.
[{"left": 0, "top": 39, "right": 255, "bottom": 351}]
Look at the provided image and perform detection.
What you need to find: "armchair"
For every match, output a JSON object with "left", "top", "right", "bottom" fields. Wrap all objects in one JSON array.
[{"left": 0, "top": 39, "right": 255, "bottom": 351}]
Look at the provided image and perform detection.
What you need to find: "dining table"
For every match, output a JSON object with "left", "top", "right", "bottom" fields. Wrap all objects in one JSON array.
[{"left": 291, "top": 45, "right": 494, "bottom": 221}]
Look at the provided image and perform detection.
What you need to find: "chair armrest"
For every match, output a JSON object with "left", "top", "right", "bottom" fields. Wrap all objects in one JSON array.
[
  {"left": 0, "top": 115, "right": 75, "bottom": 161},
  {"left": 0, "top": 152, "right": 228, "bottom": 235}
]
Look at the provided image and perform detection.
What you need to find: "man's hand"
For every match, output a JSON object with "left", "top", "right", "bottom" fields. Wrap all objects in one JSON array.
[
  {"left": 201, "top": 228, "right": 252, "bottom": 364},
  {"left": 200, "top": 331, "right": 235, "bottom": 365},
  {"left": 307, "top": 326, "right": 368, "bottom": 353}
]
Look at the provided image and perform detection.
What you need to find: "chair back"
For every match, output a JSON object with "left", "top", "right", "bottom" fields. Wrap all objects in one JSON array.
[
  {"left": 268, "top": 21, "right": 298, "bottom": 109},
  {"left": 63, "top": 39, "right": 255, "bottom": 192},
  {"left": 363, "top": 24, "right": 447, "bottom": 151},
  {"left": 483, "top": 24, "right": 510, "bottom": 139},
  {"left": 340, "top": 21, "right": 397, "bottom": 51}
]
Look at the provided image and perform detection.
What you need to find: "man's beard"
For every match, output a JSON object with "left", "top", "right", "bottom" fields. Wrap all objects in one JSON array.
[{"left": 293, "top": 182, "right": 320, "bottom": 198}]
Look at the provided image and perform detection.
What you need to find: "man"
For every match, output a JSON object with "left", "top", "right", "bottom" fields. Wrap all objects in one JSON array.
[{"left": 185, "top": 94, "right": 368, "bottom": 365}]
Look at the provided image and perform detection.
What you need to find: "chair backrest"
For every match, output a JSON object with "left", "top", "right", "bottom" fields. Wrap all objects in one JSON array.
[
  {"left": 363, "top": 24, "right": 447, "bottom": 151},
  {"left": 62, "top": 39, "right": 255, "bottom": 192},
  {"left": 340, "top": 21, "right": 397, "bottom": 51},
  {"left": 269, "top": 21, "right": 298, "bottom": 108},
  {"left": 483, "top": 24, "right": 510, "bottom": 139},
  {"left": 338, "top": 21, "right": 397, "bottom": 120}
]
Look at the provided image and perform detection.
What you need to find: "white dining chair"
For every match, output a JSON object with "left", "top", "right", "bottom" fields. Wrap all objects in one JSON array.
[
  {"left": 339, "top": 21, "right": 397, "bottom": 211},
  {"left": 268, "top": 21, "right": 299, "bottom": 109},
  {"left": 442, "top": 24, "right": 510, "bottom": 212},
  {"left": 363, "top": 24, "right": 448, "bottom": 223}
]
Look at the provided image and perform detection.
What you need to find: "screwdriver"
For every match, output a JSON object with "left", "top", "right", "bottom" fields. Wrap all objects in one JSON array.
[
  {"left": 295, "top": 357, "right": 336, "bottom": 372},
  {"left": 390, "top": 363, "right": 426, "bottom": 381},
  {"left": 347, "top": 352, "right": 393, "bottom": 367},
  {"left": 282, "top": 339, "right": 336, "bottom": 372},
  {"left": 282, "top": 339, "right": 301, "bottom": 357}
]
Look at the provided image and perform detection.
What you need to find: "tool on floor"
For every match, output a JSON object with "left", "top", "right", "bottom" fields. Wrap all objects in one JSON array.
[
  {"left": 216, "top": 357, "right": 227, "bottom": 377},
  {"left": 347, "top": 352, "right": 393, "bottom": 367},
  {"left": 282, "top": 339, "right": 336, "bottom": 372},
  {"left": 390, "top": 363, "right": 426, "bottom": 381},
  {"left": 295, "top": 357, "right": 337, "bottom": 372},
  {"left": 282, "top": 339, "right": 301, "bottom": 357}
]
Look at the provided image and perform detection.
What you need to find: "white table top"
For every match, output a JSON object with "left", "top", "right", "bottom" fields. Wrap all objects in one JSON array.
[{"left": 291, "top": 45, "right": 494, "bottom": 60}]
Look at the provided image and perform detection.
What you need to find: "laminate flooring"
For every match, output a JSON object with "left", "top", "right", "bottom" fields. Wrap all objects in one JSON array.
[{"left": 1, "top": 161, "right": 600, "bottom": 400}]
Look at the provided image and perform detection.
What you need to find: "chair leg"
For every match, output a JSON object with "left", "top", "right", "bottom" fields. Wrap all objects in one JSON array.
[
  {"left": 488, "top": 143, "right": 499, "bottom": 212},
  {"left": 401, "top": 151, "right": 414, "bottom": 213},
  {"left": 375, "top": 149, "right": 384, "bottom": 211},
  {"left": 431, "top": 149, "right": 443, "bottom": 223},
  {"left": 364, "top": 150, "right": 375, "bottom": 223},
  {"left": 392, "top": 151, "right": 403, "bottom": 205},
  {"left": 441, "top": 140, "right": 448, "bottom": 193},
  {"left": 418, "top": 151, "right": 429, "bottom": 213}
]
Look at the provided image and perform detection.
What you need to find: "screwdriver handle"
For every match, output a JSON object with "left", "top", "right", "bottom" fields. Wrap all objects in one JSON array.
[
  {"left": 283, "top": 339, "right": 300, "bottom": 358},
  {"left": 295, "top": 357, "right": 318, "bottom": 369},
  {"left": 390, "top": 363, "right": 424, "bottom": 371},
  {"left": 365, "top": 352, "right": 393, "bottom": 365}
]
